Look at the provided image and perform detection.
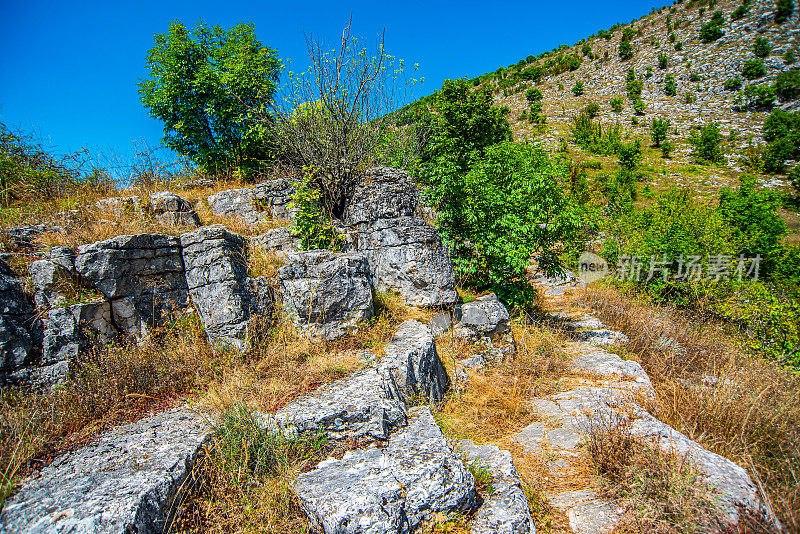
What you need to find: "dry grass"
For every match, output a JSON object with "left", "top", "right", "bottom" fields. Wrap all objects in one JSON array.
[{"left": 575, "top": 285, "right": 800, "bottom": 532}]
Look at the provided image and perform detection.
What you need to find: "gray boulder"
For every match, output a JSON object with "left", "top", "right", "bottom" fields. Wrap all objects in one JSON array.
[
  {"left": 293, "top": 406, "right": 476, "bottom": 534},
  {"left": 378, "top": 319, "right": 450, "bottom": 403},
  {"left": 278, "top": 250, "right": 373, "bottom": 339},
  {"left": 342, "top": 166, "right": 421, "bottom": 226},
  {"left": 0, "top": 404, "right": 210, "bottom": 534},
  {"left": 0, "top": 260, "right": 37, "bottom": 374},
  {"left": 456, "top": 293, "right": 510, "bottom": 337},
  {"left": 149, "top": 192, "right": 201, "bottom": 228},
  {"left": 357, "top": 217, "right": 458, "bottom": 306},
  {"left": 41, "top": 302, "right": 115, "bottom": 366},
  {"left": 274, "top": 363, "right": 407, "bottom": 441},
  {"left": 29, "top": 260, "right": 69, "bottom": 309},
  {"left": 181, "top": 226, "right": 253, "bottom": 348},
  {"left": 252, "top": 226, "right": 298, "bottom": 257},
  {"left": 207, "top": 178, "right": 296, "bottom": 224}
]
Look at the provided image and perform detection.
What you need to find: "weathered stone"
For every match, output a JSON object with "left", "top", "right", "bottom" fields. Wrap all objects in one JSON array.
[
  {"left": 181, "top": 226, "right": 252, "bottom": 348},
  {"left": 207, "top": 178, "right": 296, "bottom": 224},
  {"left": 41, "top": 302, "right": 114, "bottom": 366},
  {"left": 548, "top": 489, "right": 620, "bottom": 534},
  {"left": 429, "top": 312, "right": 452, "bottom": 337},
  {"left": 149, "top": 192, "right": 201, "bottom": 228},
  {"left": 458, "top": 440, "right": 533, "bottom": 534},
  {"left": 0, "top": 404, "right": 210, "bottom": 534},
  {"left": 293, "top": 406, "right": 476, "bottom": 534},
  {"left": 2, "top": 224, "right": 66, "bottom": 251},
  {"left": 0, "top": 260, "right": 37, "bottom": 374},
  {"left": 356, "top": 217, "right": 458, "bottom": 306},
  {"left": 252, "top": 226, "right": 297, "bottom": 257},
  {"left": 572, "top": 328, "right": 629, "bottom": 346},
  {"left": 94, "top": 196, "right": 140, "bottom": 217},
  {"left": 378, "top": 320, "right": 450, "bottom": 403},
  {"left": 342, "top": 166, "right": 421, "bottom": 227},
  {"left": 274, "top": 364, "right": 407, "bottom": 441},
  {"left": 278, "top": 250, "right": 373, "bottom": 339},
  {"left": 455, "top": 293, "right": 510, "bottom": 336},
  {"left": 29, "top": 260, "right": 69, "bottom": 309}
]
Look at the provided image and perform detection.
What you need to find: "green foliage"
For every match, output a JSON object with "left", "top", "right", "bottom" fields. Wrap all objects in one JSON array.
[
  {"left": 789, "top": 165, "right": 800, "bottom": 194},
  {"left": 775, "top": 0, "right": 795, "bottom": 22},
  {"left": 646, "top": 67, "right": 653, "bottom": 79},
  {"left": 674, "top": 41, "right": 683, "bottom": 51},
  {"left": 571, "top": 112, "right": 624, "bottom": 156},
  {"left": 743, "top": 84, "right": 776, "bottom": 109},
  {"left": 718, "top": 175, "right": 787, "bottom": 268},
  {"left": 525, "top": 87, "right": 543, "bottom": 103},
  {"left": 650, "top": 118, "right": 671, "bottom": 147},
  {"left": 584, "top": 102, "right": 601, "bottom": 119},
  {"left": 619, "top": 40, "right": 634, "bottom": 61},
  {"left": 610, "top": 97, "right": 624, "bottom": 112},
  {"left": 753, "top": 36, "right": 771, "bottom": 58},
  {"left": 617, "top": 139, "right": 643, "bottom": 172},
  {"left": 689, "top": 72, "right": 701, "bottom": 82},
  {"left": 775, "top": 70, "right": 800, "bottom": 100},
  {"left": 664, "top": 73, "right": 677, "bottom": 96},
  {"left": 699, "top": 12, "right": 725, "bottom": 42},
  {"left": 723, "top": 77, "right": 742, "bottom": 91},
  {"left": 290, "top": 173, "right": 340, "bottom": 251},
  {"left": 632, "top": 98, "right": 646, "bottom": 115},
  {"left": 572, "top": 81, "right": 585, "bottom": 96},
  {"left": 668, "top": 32, "right": 677, "bottom": 43},
  {"left": 661, "top": 140, "right": 674, "bottom": 158},
  {"left": 762, "top": 109, "right": 800, "bottom": 172},
  {"left": 626, "top": 68, "right": 643, "bottom": 100},
  {"left": 689, "top": 122, "right": 724, "bottom": 164},
  {"left": 138, "top": 21, "right": 280, "bottom": 174},
  {"left": 741, "top": 58, "right": 766, "bottom": 80},
  {"left": 784, "top": 48, "right": 797, "bottom": 65},
  {"left": 658, "top": 52, "right": 668, "bottom": 69}
]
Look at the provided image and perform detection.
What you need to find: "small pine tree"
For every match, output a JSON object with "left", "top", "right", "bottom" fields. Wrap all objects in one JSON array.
[
  {"left": 754, "top": 36, "right": 771, "bottom": 58},
  {"left": 775, "top": 0, "right": 795, "bottom": 22},
  {"left": 651, "top": 118, "right": 671, "bottom": 147},
  {"left": 665, "top": 73, "right": 677, "bottom": 96},
  {"left": 610, "top": 97, "right": 624, "bottom": 112},
  {"left": 658, "top": 52, "right": 668, "bottom": 69},
  {"left": 572, "top": 81, "right": 585, "bottom": 96}
]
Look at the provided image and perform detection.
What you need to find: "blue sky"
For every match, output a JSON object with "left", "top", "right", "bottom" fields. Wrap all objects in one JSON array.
[{"left": 0, "top": 0, "right": 666, "bottom": 169}]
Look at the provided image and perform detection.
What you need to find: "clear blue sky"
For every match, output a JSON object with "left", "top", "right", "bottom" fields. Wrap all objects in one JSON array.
[{"left": 0, "top": 0, "right": 666, "bottom": 169}]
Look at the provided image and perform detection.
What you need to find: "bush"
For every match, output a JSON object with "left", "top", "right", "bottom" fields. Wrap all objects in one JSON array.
[
  {"left": 651, "top": 118, "right": 671, "bottom": 147},
  {"left": 572, "top": 81, "right": 585, "bottom": 96},
  {"left": 776, "top": 69, "right": 800, "bottom": 100},
  {"left": 584, "top": 102, "right": 601, "bottom": 119},
  {"left": 626, "top": 68, "right": 643, "bottom": 100},
  {"left": 790, "top": 165, "right": 800, "bottom": 194},
  {"left": 620, "top": 41, "right": 633, "bottom": 61},
  {"left": 633, "top": 98, "right": 646, "bottom": 115},
  {"left": 525, "top": 87, "right": 543, "bottom": 103},
  {"left": 290, "top": 173, "right": 340, "bottom": 251},
  {"left": 668, "top": 32, "right": 676, "bottom": 43},
  {"left": 685, "top": 91, "right": 697, "bottom": 104},
  {"left": 618, "top": 138, "right": 643, "bottom": 171},
  {"left": 731, "top": 5, "right": 749, "bottom": 20},
  {"left": 742, "top": 58, "right": 766, "bottom": 80},
  {"left": 785, "top": 49, "right": 797, "bottom": 65},
  {"left": 754, "top": 36, "right": 771, "bottom": 58},
  {"left": 658, "top": 52, "right": 668, "bottom": 69},
  {"left": 664, "top": 73, "right": 677, "bottom": 96},
  {"left": 763, "top": 109, "right": 800, "bottom": 173},
  {"left": 674, "top": 41, "right": 683, "bottom": 51},
  {"left": 699, "top": 12, "right": 725, "bottom": 42},
  {"left": 723, "top": 77, "right": 742, "bottom": 91},
  {"left": 610, "top": 97, "right": 624, "bottom": 112},
  {"left": 775, "top": 0, "right": 795, "bottom": 22},
  {"left": 690, "top": 72, "right": 701, "bottom": 82},
  {"left": 571, "top": 112, "right": 624, "bottom": 156},
  {"left": 661, "top": 140, "right": 674, "bottom": 158},
  {"left": 689, "top": 122, "right": 724, "bottom": 164},
  {"left": 743, "top": 84, "right": 776, "bottom": 109}
]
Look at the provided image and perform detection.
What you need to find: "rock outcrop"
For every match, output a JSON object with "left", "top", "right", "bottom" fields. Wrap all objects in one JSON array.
[
  {"left": 0, "top": 260, "right": 38, "bottom": 378},
  {"left": 277, "top": 250, "right": 373, "bottom": 339},
  {"left": 207, "top": 178, "right": 296, "bottom": 224},
  {"left": 455, "top": 293, "right": 510, "bottom": 338},
  {"left": 149, "top": 192, "right": 201, "bottom": 228}
]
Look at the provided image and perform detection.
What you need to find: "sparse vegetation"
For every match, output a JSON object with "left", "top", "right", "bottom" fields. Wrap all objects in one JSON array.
[
  {"left": 754, "top": 36, "right": 771, "bottom": 58},
  {"left": 742, "top": 58, "right": 766, "bottom": 80},
  {"left": 610, "top": 97, "right": 624, "bottom": 112},
  {"left": 689, "top": 122, "right": 724, "bottom": 164}
]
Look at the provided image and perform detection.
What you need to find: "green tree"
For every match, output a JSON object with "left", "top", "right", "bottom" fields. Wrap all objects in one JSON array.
[
  {"left": 763, "top": 109, "right": 800, "bottom": 172},
  {"left": 572, "top": 81, "right": 585, "bottom": 96},
  {"left": 754, "top": 36, "right": 771, "bottom": 58},
  {"left": 651, "top": 118, "right": 671, "bottom": 147},
  {"left": 742, "top": 58, "right": 766, "bottom": 80},
  {"left": 525, "top": 88, "right": 543, "bottom": 103},
  {"left": 775, "top": 0, "right": 795, "bottom": 22},
  {"left": 610, "top": 97, "right": 624, "bottom": 112},
  {"left": 664, "top": 73, "right": 677, "bottom": 96},
  {"left": 700, "top": 11, "right": 725, "bottom": 42},
  {"left": 689, "top": 122, "right": 724, "bottom": 164},
  {"left": 776, "top": 69, "right": 800, "bottom": 100},
  {"left": 139, "top": 21, "right": 280, "bottom": 175},
  {"left": 620, "top": 40, "right": 633, "bottom": 60}
]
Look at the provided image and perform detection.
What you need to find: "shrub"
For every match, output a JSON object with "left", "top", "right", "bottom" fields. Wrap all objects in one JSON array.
[
  {"left": 618, "top": 138, "right": 643, "bottom": 171},
  {"left": 658, "top": 52, "right": 668, "bottom": 69},
  {"left": 584, "top": 102, "right": 601, "bottom": 119},
  {"left": 651, "top": 118, "right": 671, "bottom": 147},
  {"left": 610, "top": 97, "right": 624, "bottom": 112},
  {"left": 290, "top": 173, "right": 340, "bottom": 251},
  {"left": 675, "top": 41, "right": 683, "bottom": 51},
  {"left": 743, "top": 84, "right": 776, "bottom": 109},
  {"left": 626, "top": 68, "right": 643, "bottom": 100},
  {"left": 689, "top": 72, "right": 701, "bottom": 82},
  {"left": 775, "top": 0, "right": 795, "bottom": 22},
  {"left": 685, "top": 91, "right": 697, "bottom": 104},
  {"left": 763, "top": 109, "right": 800, "bottom": 172},
  {"left": 785, "top": 49, "right": 797, "bottom": 65},
  {"left": 699, "top": 12, "right": 725, "bottom": 42},
  {"left": 723, "top": 77, "right": 742, "bottom": 91},
  {"left": 525, "top": 87, "right": 543, "bottom": 103},
  {"left": 661, "top": 139, "right": 674, "bottom": 158},
  {"left": 633, "top": 98, "right": 646, "bottom": 115},
  {"left": 571, "top": 112, "right": 624, "bottom": 156},
  {"left": 754, "top": 36, "right": 771, "bottom": 58},
  {"left": 572, "top": 81, "right": 585, "bottom": 96},
  {"left": 776, "top": 69, "right": 800, "bottom": 100},
  {"left": 731, "top": 4, "right": 749, "bottom": 20},
  {"left": 689, "top": 122, "right": 724, "bottom": 164},
  {"left": 664, "top": 73, "right": 677, "bottom": 96},
  {"left": 742, "top": 58, "right": 766, "bottom": 80},
  {"left": 790, "top": 165, "right": 800, "bottom": 194},
  {"left": 646, "top": 66, "right": 653, "bottom": 79},
  {"left": 620, "top": 41, "right": 633, "bottom": 61},
  {"left": 668, "top": 32, "right": 676, "bottom": 43},
  {"left": 582, "top": 44, "right": 592, "bottom": 57}
]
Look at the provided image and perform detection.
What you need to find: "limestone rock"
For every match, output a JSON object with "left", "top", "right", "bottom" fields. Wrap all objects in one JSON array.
[
  {"left": 181, "top": 226, "right": 252, "bottom": 348},
  {"left": 0, "top": 260, "right": 37, "bottom": 374},
  {"left": 455, "top": 293, "right": 510, "bottom": 337},
  {"left": 207, "top": 178, "right": 296, "bottom": 224},
  {"left": 41, "top": 302, "right": 114, "bottom": 367},
  {"left": 293, "top": 406, "right": 476, "bottom": 534},
  {"left": 0, "top": 404, "right": 210, "bottom": 534},
  {"left": 458, "top": 440, "right": 533, "bottom": 534},
  {"left": 342, "top": 166, "right": 421, "bottom": 227},
  {"left": 274, "top": 364, "right": 407, "bottom": 441},
  {"left": 252, "top": 226, "right": 297, "bottom": 257},
  {"left": 149, "top": 192, "right": 201, "bottom": 228},
  {"left": 378, "top": 320, "right": 450, "bottom": 403},
  {"left": 278, "top": 250, "right": 373, "bottom": 339}
]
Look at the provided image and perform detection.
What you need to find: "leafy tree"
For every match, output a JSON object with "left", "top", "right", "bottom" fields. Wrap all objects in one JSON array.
[
  {"left": 661, "top": 140, "right": 674, "bottom": 158},
  {"left": 664, "top": 73, "right": 677, "bottom": 96},
  {"left": 610, "top": 97, "right": 623, "bottom": 112},
  {"left": 754, "top": 36, "right": 771, "bottom": 58},
  {"left": 618, "top": 138, "right": 642, "bottom": 171},
  {"left": 525, "top": 87, "right": 543, "bottom": 103},
  {"left": 775, "top": 0, "right": 795, "bottom": 22},
  {"left": 658, "top": 52, "right": 668, "bottom": 69},
  {"left": 689, "top": 122, "right": 724, "bottom": 164},
  {"left": 724, "top": 77, "right": 742, "bottom": 91},
  {"left": 619, "top": 40, "right": 633, "bottom": 61},
  {"left": 763, "top": 109, "right": 800, "bottom": 172},
  {"left": 633, "top": 98, "right": 646, "bottom": 115},
  {"left": 572, "top": 81, "right": 585, "bottom": 96},
  {"left": 743, "top": 84, "right": 776, "bottom": 109},
  {"left": 651, "top": 118, "right": 671, "bottom": 147},
  {"left": 700, "top": 12, "right": 725, "bottom": 42},
  {"left": 776, "top": 69, "right": 800, "bottom": 100},
  {"left": 742, "top": 58, "right": 766, "bottom": 80},
  {"left": 139, "top": 21, "right": 280, "bottom": 174}
]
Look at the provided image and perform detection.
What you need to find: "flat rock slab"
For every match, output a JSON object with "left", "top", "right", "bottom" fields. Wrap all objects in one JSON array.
[
  {"left": 548, "top": 489, "right": 619, "bottom": 534},
  {"left": 1, "top": 405, "right": 210, "bottom": 534},
  {"left": 568, "top": 347, "right": 653, "bottom": 392},
  {"left": 294, "top": 406, "right": 476, "bottom": 534},
  {"left": 458, "top": 440, "right": 533, "bottom": 534},
  {"left": 274, "top": 364, "right": 407, "bottom": 441},
  {"left": 571, "top": 329, "right": 629, "bottom": 346}
]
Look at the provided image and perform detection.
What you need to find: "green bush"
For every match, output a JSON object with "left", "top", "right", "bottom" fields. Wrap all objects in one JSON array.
[
  {"left": 618, "top": 138, "right": 643, "bottom": 171},
  {"left": 626, "top": 68, "right": 643, "bottom": 100},
  {"left": 775, "top": 70, "right": 800, "bottom": 100},
  {"left": 699, "top": 12, "right": 725, "bottom": 42},
  {"left": 658, "top": 52, "right": 668, "bottom": 69},
  {"left": 785, "top": 49, "right": 797, "bottom": 65},
  {"left": 664, "top": 73, "right": 677, "bottom": 96},
  {"left": 742, "top": 59, "right": 766, "bottom": 80},
  {"left": 633, "top": 98, "right": 646, "bottom": 115},
  {"left": 651, "top": 118, "right": 671, "bottom": 147},
  {"left": 674, "top": 41, "right": 683, "bottom": 51},
  {"left": 762, "top": 109, "right": 800, "bottom": 173},
  {"left": 584, "top": 102, "right": 601, "bottom": 119},
  {"left": 685, "top": 92, "right": 697, "bottom": 104},
  {"left": 571, "top": 112, "right": 624, "bottom": 156},
  {"left": 690, "top": 72, "right": 701, "bottom": 82},
  {"left": 743, "top": 84, "right": 776, "bottom": 109},
  {"left": 290, "top": 173, "right": 341, "bottom": 251},
  {"left": 754, "top": 36, "right": 771, "bottom": 58},
  {"left": 775, "top": 0, "right": 795, "bottom": 22},
  {"left": 731, "top": 5, "right": 749, "bottom": 20},
  {"left": 789, "top": 165, "right": 800, "bottom": 194},
  {"left": 572, "top": 81, "right": 585, "bottom": 96},
  {"left": 668, "top": 32, "right": 676, "bottom": 43},
  {"left": 723, "top": 77, "right": 743, "bottom": 91},
  {"left": 689, "top": 122, "right": 724, "bottom": 164},
  {"left": 525, "top": 87, "right": 543, "bottom": 103},
  {"left": 620, "top": 41, "right": 634, "bottom": 61},
  {"left": 661, "top": 140, "right": 674, "bottom": 158},
  {"left": 610, "top": 97, "right": 624, "bottom": 112},
  {"left": 646, "top": 67, "right": 653, "bottom": 79}
]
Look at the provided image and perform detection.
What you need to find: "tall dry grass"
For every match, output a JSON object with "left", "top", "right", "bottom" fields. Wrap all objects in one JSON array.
[{"left": 575, "top": 285, "right": 800, "bottom": 532}]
